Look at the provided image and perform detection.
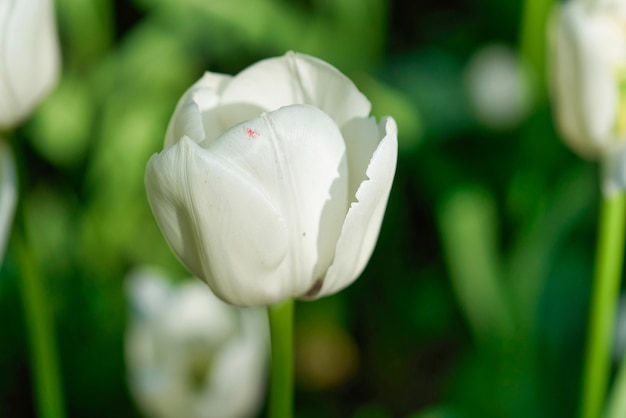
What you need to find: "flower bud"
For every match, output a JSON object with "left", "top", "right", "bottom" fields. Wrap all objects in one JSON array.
[
  {"left": 125, "top": 268, "right": 268, "bottom": 418},
  {"left": 549, "top": 0, "right": 626, "bottom": 158},
  {"left": 0, "top": 0, "right": 60, "bottom": 128},
  {"left": 145, "top": 52, "right": 398, "bottom": 306}
]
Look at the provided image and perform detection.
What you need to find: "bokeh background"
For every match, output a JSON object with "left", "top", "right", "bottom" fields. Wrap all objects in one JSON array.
[{"left": 0, "top": 0, "right": 603, "bottom": 417}]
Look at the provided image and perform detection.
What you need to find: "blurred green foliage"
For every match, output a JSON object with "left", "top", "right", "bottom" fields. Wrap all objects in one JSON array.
[{"left": 0, "top": 0, "right": 607, "bottom": 417}]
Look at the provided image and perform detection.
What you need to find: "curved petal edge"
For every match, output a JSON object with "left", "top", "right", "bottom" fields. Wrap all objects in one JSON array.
[{"left": 313, "top": 116, "right": 398, "bottom": 298}]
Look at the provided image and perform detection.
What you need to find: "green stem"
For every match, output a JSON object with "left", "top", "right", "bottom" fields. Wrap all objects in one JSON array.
[
  {"left": 268, "top": 299, "right": 294, "bottom": 418},
  {"left": 580, "top": 192, "right": 626, "bottom": 418},
  {"left": 519, "top": 0, "right": 554, "bottom": 103},
  {"left": 15, "top": 208, "right": 65, "bottom": 418}
]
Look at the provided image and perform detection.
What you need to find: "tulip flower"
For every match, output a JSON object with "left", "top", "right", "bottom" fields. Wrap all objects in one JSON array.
[
  {"left": 548, "top": 0, "right": 626, "bottom": 192},
  {"left": 125, "top": 268, "right": 268, "bottom": 418},
  {"left": 145, "top": 52, "right": 398, "bottom": 307},
  {"left": 0, "top": 0, "right": 60, "bottom": 129},
  {"left": 0, "top": 140, "right": 16, "bottom": 266},
  {"left": 550, "top": 4, "right": 626, "bottom": 418}
]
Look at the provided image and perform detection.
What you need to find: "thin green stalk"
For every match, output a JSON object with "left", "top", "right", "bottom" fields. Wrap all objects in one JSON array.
[
  {"left": 268, "top": 299, "right": 294, "bottom": 418},
  {"left": 519, "top": 0, "right": 554, "bottom": 103},
  {"left": 580, "top": 192, "right": 626, "bottom": 418},
  {"left": 13, "top": 191, "right": 65, "bottom": 418}
]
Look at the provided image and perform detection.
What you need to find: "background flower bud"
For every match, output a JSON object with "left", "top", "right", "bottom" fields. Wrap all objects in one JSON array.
[
  {"left": 0, "top": 0, "right": 60, "bottom": 128},
  {"left": 125, "top": 268, "right": 268, "bottom": 418},
  {"left": 548, "top": 0, "right": 626, "bottom": 160}
]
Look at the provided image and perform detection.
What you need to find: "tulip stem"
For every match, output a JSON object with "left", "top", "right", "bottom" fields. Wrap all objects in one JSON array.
[
  {"left": 519, "top": 0, "right": 554, "bottom": 102},
  {"left": 15, "top": 225, "right": 66, "bottom": 418},
  {"left": 268, "top": 299, "right": 294, "bottom": 418},
  {"left": 581, "top": 191, "right": 626, "bottom": 418}
]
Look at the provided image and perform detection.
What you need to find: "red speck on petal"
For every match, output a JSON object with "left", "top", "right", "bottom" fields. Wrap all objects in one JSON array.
[{"left": 244, "top": 126, "right": 259, "bottom": 138}]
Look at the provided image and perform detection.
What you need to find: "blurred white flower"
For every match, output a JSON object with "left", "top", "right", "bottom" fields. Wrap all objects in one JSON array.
[
  {"left": 0, "top": 0, "right": 60, "bottom": 128},
  {"left": 549, "top": 0, "right": 626, "bottom": 191},
  {"left": 464, "top": 44, "right": 531, "bottom": 129},
  {"left": 125, "top": 268, "right": 268, "bottom": 418},
  {"left": 145, "top": 52, "right": 397, "bottom": 307},
  {"left": 0, "top": 140, "right": 16, "bottom": 267}
]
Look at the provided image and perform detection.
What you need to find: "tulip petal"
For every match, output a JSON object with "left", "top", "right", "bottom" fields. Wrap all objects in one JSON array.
[
  {"left": 551, "top": 2, "right": 626, "bottom": 157},
  {"left": 550, "top": 6, "right": 591, "bottom": 156},
  {"left": 160, "top": 281, "right": 238, "bottom": 345},
  {"left": 146, "top": 136, "right": 290, "bottom": 306},
  {"left": 165, "top": 72, "right": 232, "bottom": 148},
  {"left": 146, "top": 104, "right": 348, "bottom": 306},
  {"left": 125, "top": 267, "right": 173, "bottom": 320},
  {"left": 0, "top": 0, "right": 59, "bottom": 127},
  {"left": 575, "top": 9, "right": 623, "bottom": 148},
  {"left": 125, "top": 272, "right": 267, "bottom": 418},
  {"left": 218, "top": 52, "right": 371, "bottom": 129},
  {"left": 341, "top": 117, "right": 383, "bottom": 201},
  {"left": 0, "top": 140, "right": 16, "bottom": 267},
  {"left": 315, "top": 117, "right": 398, "bottom": 298},
  {"left": 199, "top": 307, "right": 267, "bottom": 418}
]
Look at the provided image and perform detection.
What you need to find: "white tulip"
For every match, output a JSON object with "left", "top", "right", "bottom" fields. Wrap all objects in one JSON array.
[
  {"left": 125, "top": 268, "right": 268, "bottom": 418},
  {"left": 0, "top": 0, "right": 60, "bottom": 128},
  {"left": 145, "top": 52, "right": 398, "bottom": 307},
  {"left": 549, "top": 0, "right": 626, "bottom": 191},
  {"left": 0, "top": 140, "right": 16, "bottom": 266}
]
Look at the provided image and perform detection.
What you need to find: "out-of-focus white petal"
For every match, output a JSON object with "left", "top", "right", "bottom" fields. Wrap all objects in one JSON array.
[
  {"left": 316, "top": 117, "right": 398, "bottom": 298},
  {"left": 550, "top": 4, "right": 592, "bottom": 156},
  {"left": 0, "top": 0, "right": 59, "bottom": 128},
  {"left": 160, "top": 281, "right": 238, "bottom": 345},
  {"left": 576, "top": 11, "right": 623, "bottom": 146},
  {"left": 549, "top": 1, "right": 626, "bottom": 158},
  {"left": 146, "top": 104, "right": 348, "bottom": 306},
  {"left": 219, "top": 52, "right": 371, "bottom": 129},
  {"left": 125, "top": 271, "right": 268, "bottom": 418},
  {"left": 195, "top": 308, "right": 268, "bottom": 418},
  {"left": 126, "top": 267, "right": 172, "bottom": 319},
  {"left": 0, "top": 140, "right": 16, "bottom": 267},
  {"left": 164, "top": 72, "right": 232, "bottom": 148}
]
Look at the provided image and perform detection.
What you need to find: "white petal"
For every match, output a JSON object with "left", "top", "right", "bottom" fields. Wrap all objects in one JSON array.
[
  {"left": 125, "top": 275, "right": 267, "bottom": 418},
  {"left": 315, "top": 117, "right": 398, "bottom": 298},
  {"left": 341, "top": 117, "right": 382, "bottom": 201},
  {"left": 146, "top": 137, "right": 289, "bottom": 306},
  {"left": 0, "top": 140, "right": 16, "bottom": 267},
  {"left": 218, "top": 52, "right": 371, "bottom": 129},
  {"left": 164, "top": 72, "right": 232, "bottom": 148},
  {"left": 146, "top": 104, "right": 348, "bottom": 306},
  {"left": 549, "top": 6, "right": 592, "bottom": 156},
  {"left": 0, "top": 0, "right": 59, "bottom": 128},
  {"left": 125, "top": 267, "right": 173, "bottom": 320},
  {"left": 196, "top": 308, "right": 268, "bottom": 418},
  {"left": 159, "top": 281, "right": 238, "bottom": 345},
  {"left": 551, "top": 2, "right": 626, "bottom": 158},
  {"left": 577, "top": 10, "right": 623, "bottom": 146}
]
